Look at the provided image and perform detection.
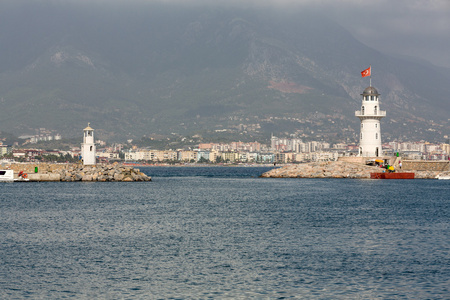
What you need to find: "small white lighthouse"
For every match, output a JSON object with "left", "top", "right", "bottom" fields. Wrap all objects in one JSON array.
[
  {"left": 81, "top": 123, "right": 96, "bottom": 165},
  {"left": 355, "top": 86, "right": 386, "bottom": 157}
]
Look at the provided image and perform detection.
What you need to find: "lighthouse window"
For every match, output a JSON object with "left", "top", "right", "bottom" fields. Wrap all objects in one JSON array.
[
  {"left": 374, "top": 106, "right": 377, "bottom": 114},
  {"left": 371, "top": 96, "right": 374, "bottom": 101},
  {"left": 90, "top": 146, "right": 93, "bottom": 151},
  {"left": 375, "top": 124, "right": 378, "bottom": 128},
  {"left": 361, "top": 124, "right": 364, "bottom": 128},
  {"left": 376, "top": 133, "right": 378, "bottom": 139},
  {"left": 362, "top": 106, "right": 365, "bottom": 115},
  {"left": 361, "top": 133, "right": 363, "bottom": 139}
]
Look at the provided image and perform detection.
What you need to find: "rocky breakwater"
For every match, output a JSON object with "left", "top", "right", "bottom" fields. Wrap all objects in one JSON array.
[
  {"left": 260, "top": 161, "right": 449, "bottom": 179},
  {"left": 260, "top": 161, "right": 386, "bottom": 179},
  {"left": 53, "top": 164, "right": 151, "bottom": 182}
]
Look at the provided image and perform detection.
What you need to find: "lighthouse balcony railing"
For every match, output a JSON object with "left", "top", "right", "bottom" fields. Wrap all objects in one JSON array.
[{"left": 355, "top": 111, "right": 386, "bottom": 117}]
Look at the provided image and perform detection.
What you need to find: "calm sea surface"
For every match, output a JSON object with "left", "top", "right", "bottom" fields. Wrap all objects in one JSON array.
[{"left": 1, "top": 167, "right": 449, "bottom": 299}]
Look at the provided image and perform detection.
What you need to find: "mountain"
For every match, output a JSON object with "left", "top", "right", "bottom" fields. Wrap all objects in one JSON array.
[{"left": 0, "top": 2, "right": 449, "bottom": 143}]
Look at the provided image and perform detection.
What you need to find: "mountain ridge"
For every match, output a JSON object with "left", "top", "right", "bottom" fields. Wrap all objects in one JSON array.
[{"left": 0, "top": 3, "right": 448, "bottom": 142}]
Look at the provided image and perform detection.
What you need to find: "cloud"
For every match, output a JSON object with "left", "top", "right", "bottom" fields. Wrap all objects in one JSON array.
[
  {"left": 320, "top": 0, "right": 450, "bottom": 67},
  {"left": 2, "top": 0, "right": 449, "bottom": 67}
]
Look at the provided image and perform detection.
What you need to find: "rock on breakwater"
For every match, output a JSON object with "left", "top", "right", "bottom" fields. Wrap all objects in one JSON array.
[{"left": 57, "top": 164, "right": 151, "bottom": 182}]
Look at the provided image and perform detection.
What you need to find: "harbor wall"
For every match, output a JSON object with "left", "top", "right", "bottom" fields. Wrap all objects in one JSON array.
[
  {"left": 6, "top": 163, "right": 76, "bottom": 174},
  {"left": 337, "top": 157, "right": 364, "bottom": 163},
  {"left": 402, "top": 161, "right": 449, "bottom": 171}
]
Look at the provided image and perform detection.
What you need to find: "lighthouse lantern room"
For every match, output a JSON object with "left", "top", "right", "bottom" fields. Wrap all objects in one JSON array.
[
  {"left": 81, "top": 123, "right": 96, "bottom": 165},
  {"left": 355, "top": 86, "right": 386, "bottom": 157}
]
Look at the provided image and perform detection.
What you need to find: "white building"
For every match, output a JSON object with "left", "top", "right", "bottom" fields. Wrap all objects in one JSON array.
[
  {"left": 124, "top": 150, "right": 150, "bottom": 161},
  {"left": 97, "top": 151, "right": 120, "bottom": 160},
  {"left": 355, "top": 86, "right": 386, "bottom": 157},
  {"left": 0, "top": 145, "right": 11, "bottom": 157},
  {"left": 81, "top": 123, "right": 96, "bottom": 165},
  {"left": 271, "top": 135, "right": 303, "bottom": 152}
]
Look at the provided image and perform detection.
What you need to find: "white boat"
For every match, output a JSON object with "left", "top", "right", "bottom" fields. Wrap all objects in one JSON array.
[
  {"left": 436, "top": 174, "right": 450, "bottom": 180},
  {"left": 0, "top": 170, "right": 30, "bottom": 182},
  {"left": 0, "top": 170, "right": 15, "bottom": 182}
]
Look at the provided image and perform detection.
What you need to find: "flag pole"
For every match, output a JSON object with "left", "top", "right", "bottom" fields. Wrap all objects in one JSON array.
[{"left": 370, "top": 64, "right": 372, "bottom": 87}]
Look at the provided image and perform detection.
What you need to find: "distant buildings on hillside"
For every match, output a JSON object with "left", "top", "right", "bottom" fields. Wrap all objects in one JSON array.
[
  {"left": 19, "top": 128, "right": 62, "bottom": 144},
  {"left": 123, "top": 136, "right": 450, "bottom": 164},
  {"left": 2, "top": 132, "right": 449, "bottom": 164},
  {"left": 0, "top": 143, "right": 11, "bottom": 157}
]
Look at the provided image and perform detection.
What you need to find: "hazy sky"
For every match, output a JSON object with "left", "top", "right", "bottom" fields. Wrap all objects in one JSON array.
[
  {"left": 150, "top": 0, "right": 450, "bottom": 68},
  {"left": 5, "top": 0, "right": 450, "bottom": 68},
  {"left": 220, "top": 0, "right": 450, "bottom": 68},
  {"left": 324, "top": 0, "right": 450, "bottom": 68}
]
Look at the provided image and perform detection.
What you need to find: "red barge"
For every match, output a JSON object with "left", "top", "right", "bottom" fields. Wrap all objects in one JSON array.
[{"left": 370, "top": 172, "right": 415, "bottom": 179}]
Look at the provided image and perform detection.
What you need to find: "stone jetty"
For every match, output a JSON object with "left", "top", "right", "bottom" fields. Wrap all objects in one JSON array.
[
  {"left": 56, "top": 164, "right": 151, "bottom": 182},
  {"left": 6, "top": 163, "right": 151, "bottom": 182},
  {"left": 260, "top": 161, "right": 449, "bottom": 179}
]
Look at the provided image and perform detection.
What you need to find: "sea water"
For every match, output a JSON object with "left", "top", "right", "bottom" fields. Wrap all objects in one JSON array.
[{"left": 0, "top": 167, "right": 449, "bottom": 299}]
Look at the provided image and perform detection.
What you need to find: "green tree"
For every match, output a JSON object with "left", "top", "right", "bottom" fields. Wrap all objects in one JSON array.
[{"left": 198, "top": 157, "right": 209, "bottom": 163}]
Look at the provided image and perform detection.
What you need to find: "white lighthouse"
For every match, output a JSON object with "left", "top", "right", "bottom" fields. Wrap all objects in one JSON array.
[
  {"left": 81, "top": 123, "right": 96, "bottom": 165},
  {"left": 355, "top": 86, "right": 386, "bottom": 157}
]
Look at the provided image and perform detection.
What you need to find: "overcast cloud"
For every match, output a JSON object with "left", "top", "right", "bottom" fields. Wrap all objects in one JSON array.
[
  {"left": 247, "top": 0, "right": 450, "bottom": 68},
  {"left": 325, "top": 0, "right": 450, "bottom": 68},
  {"left": 5, "top": 0, "right": 450, "bottom": 67},
  {"left": 77, "top": 0, "right": 450, "bottom": 67}
]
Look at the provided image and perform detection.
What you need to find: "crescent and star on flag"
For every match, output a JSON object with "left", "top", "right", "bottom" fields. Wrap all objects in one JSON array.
[
  {"left": 361, "top": 65, "right": 372, "bottom": 86},
  {"left": 361, "top": 66, "right": 371, "bottom": 77}
]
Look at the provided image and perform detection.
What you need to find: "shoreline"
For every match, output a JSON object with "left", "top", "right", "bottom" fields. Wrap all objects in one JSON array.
[
  {"left": 122, "top": 163, "right": 276, "bottom": 167},
  {"left": 2, "top": 161, "right": 449, "bottom": 181}
]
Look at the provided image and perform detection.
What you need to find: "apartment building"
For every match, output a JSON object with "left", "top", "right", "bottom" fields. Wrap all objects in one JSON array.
[
  {"left": 0, "top": 145, "right": 11, "bottom": 157},
  {"left": 178, "top": 150, "right": 197, "bottom": 162}
]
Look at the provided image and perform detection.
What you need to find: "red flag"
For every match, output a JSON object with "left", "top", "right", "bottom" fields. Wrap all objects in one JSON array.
[{"left": 361, "top": 66, "right": 371, "bottom": 77}]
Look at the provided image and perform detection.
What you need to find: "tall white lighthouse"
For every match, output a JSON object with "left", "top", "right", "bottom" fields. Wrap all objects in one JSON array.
[
  {"left": 355, "top": 86, "right": 386, "bottom": 157},
  {"left": 81, "top": 123, "right": 96, "bottom": 165}
]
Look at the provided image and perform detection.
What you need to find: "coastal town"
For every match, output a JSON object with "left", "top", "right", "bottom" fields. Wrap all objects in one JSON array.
[
  {"left": 2, "top": 81, "right": 449, "bottom": 166},
  {"left": 1, "top": 133, "right": 449, "bottom": 165}
]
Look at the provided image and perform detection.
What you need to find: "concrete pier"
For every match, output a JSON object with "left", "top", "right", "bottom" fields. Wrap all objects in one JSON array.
[{"left": 26, "top": 173, "right": 62, "bottom": 182}]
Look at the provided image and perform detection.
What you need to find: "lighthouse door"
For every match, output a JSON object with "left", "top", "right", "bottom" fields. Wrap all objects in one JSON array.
[{"left": 376, "top": 147, "right": 379, "bottom": 157}]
